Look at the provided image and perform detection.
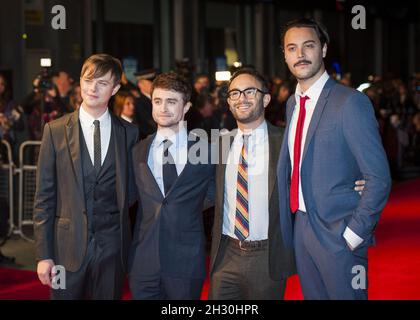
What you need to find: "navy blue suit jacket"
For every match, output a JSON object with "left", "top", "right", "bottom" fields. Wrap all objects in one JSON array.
[{"left": 128, "top": 133, "right": 215, "bottom": 280}]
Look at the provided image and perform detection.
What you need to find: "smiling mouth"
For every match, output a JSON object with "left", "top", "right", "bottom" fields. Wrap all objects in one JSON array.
[{"left": 236, "top": 104, "right": 251, "bottom": 110}]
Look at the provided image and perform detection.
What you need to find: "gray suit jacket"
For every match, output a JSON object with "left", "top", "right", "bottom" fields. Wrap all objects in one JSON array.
[
  {"left": 210, "top": 122, "right": 296, "bottom": 280},
  {"left": 33, "top": 110, "right": 138, "bottom": 272}
]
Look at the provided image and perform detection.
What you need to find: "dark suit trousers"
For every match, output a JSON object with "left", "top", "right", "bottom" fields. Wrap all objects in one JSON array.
[
  {"left": 130, "top": 274, "right": 204, "bottom": 300},
  {"left": 50, "top": 236, "right": 124, "bottom": 300},
  {"left": 294, "top": 211, "right": 368, "bottom": 300},
  {"left": 209, "top": 236, "right": 286, "bottom": 300}
]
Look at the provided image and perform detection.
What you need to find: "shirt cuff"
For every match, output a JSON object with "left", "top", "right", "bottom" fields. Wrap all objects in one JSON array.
[{"left": 343, "top": 226, "right": 364, "bottom": 250}]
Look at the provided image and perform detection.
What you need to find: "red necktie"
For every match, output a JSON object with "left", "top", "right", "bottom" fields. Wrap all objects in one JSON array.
[{"left": 290, "top": 95, "right": 309, "bottom": 213}]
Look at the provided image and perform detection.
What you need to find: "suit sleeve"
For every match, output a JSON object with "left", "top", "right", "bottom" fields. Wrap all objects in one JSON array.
[
  {"left": 33, "top": 123, "right": 57, "bottom": 261},
  {"left": 342, "top": 92, "right": 392, "bottom": 240}
]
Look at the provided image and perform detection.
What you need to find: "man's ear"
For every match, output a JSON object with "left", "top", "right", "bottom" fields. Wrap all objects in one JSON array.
[
  {"left": 322, "top": 44, "right": 328, "bottom": 58},
  {"left": 263, "top": 93, "right": 271, "bottom": 108},
  {"left": 183, "top": 101, "right": 192, "bottom": 115},
  {"left": 112, "top": 84, "right": 121, "bottom": 96}
]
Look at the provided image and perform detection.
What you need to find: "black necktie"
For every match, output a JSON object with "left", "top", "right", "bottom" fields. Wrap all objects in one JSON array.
[
  {"left": 162, "top": 139, "right": 177, "bottom": 196},
  {"left": 93, "top": 120, "right": 101, "bottom": 174}
]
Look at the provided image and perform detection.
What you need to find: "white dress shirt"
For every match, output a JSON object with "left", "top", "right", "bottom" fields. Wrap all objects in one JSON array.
[
  {"left": 79, "top": 104, "right": 111, "bottom": 166},
  {"left": 121, "top": 115, "right": 133, "bottom": 123},
  {"left": 288, "top": 71, "right": 363, "bottom": 249},
  {"left": 222, "top": 121, "right": 269, "bottom": 241},
  {"left": 147, "top": 126, "right": 188, "bottom": 197}
]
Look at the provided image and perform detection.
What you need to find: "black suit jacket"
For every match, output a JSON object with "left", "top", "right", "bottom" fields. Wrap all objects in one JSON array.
[
  {"left": 128, "top": 133, "right": 215, "bottom": 281},
  {"left": 33, "top": 110, "right": 138, "bottom": 272},
  {"left": 209, "top": 122, "right": 296, "bottom": 280}
]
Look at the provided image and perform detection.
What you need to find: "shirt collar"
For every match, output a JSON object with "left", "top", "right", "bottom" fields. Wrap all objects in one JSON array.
[
  {"left": 295, "top": 70, "right": 330, "bottom": 103},
  {"left": 155, "top": 124, "right": 188, "bottom": 148},
  {"left": 79, "top": 103, "right": 111, "bottom": 127},
  {"left": 236, "top": 120, "right": 267, "bottom": 145},
  {"left": 121, "top": 115, "right": 133, "bottom": 123}
]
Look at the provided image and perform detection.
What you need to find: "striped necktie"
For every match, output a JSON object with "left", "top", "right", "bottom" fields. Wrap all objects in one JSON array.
[{"left": 235, "top": 134, "right": 250, "bottom": 241}]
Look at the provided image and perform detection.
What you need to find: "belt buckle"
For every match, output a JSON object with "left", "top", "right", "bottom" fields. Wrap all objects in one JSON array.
[{"left": 238, "top": 240, "right": 250, "bottom": 251}]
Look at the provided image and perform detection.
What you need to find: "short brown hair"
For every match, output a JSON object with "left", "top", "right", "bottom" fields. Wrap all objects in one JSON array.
[
  {"left": 152, "top": 71, "right": 192, "bottom": 103},
  {"left": 80, "top": 54, "right": 122, "bottom": 86}
]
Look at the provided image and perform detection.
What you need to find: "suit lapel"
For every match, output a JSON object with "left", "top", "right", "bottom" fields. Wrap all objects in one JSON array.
[
  {"left": 139, "top": 133, "right": 165, "bottom": 200},
  {"left": 267, "top": 123, "right": 281, "bottom": 200},
  {"left": 301, "top": 77, "right": 335, "bottom": 162},
  {"left": 283, "top": 96, "right": 295, "bottom": 176},
  {"left": 164, "top": 137, "right": 202, "bottom": 198},
  {"left": 65, "top": 111, "right": 86, "bottom": 209},
  {"left": 111, "top": 114, "right": 127, "bottom": 212}
]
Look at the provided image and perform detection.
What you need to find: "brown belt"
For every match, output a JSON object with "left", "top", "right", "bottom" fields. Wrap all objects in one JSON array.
[{"left": 222, "top": 234, "right": 268, "bottom": 251}]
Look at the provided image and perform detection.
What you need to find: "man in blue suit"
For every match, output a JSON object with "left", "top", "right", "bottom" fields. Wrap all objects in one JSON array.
[
  {"left": 128, "top": 72, "right": 214, "bottom": 299},
  {"left": 277, "top": 18, "right": 392, "bottom": 299}
]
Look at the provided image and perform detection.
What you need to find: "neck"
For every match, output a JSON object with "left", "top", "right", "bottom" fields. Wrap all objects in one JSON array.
[
  {"left": 158, "top": 122, "right": 184, "bottom": 137},
  {"left": 237, "top": 116, "right": 264, "bottom": 134},
  {"left": 82, "top": 103, "right": 108, "bottom": 119},
  {"left": 298, "top": 66, "right": 326, "bottom": 93}
]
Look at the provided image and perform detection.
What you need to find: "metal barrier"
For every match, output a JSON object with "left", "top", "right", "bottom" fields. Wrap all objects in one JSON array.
[
  {"left": 16, "top": 141, "right": 41, "bottom": 242},
  {"left": 0, "top": 139, "right": 15, "bottom": 238}
]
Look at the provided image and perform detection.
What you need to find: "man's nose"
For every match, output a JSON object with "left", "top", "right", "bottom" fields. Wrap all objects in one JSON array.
[{"left": 297, "top": 47, "right": 305, "bottom": 59}]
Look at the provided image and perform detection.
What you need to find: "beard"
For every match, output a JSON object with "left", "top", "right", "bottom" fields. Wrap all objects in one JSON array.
[{"left": 231, "top": 98, "right": 265, "bottom": 124}]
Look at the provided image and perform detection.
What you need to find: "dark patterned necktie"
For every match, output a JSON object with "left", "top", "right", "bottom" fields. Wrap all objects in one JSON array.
[
  {"left": 162, "top": 139, "right": 177, "bottom": 196},
  {"left": 93, "top": 120, "right": 101, "bottom": 174}
]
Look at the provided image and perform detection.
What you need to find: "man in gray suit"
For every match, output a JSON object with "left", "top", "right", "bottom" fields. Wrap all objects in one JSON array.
[
  {"left": 277, "top": 18, "right": 391, "bottom": 299},
  {"left": 209, "top": 68, "right": 296, "bottom": 300},
  {"left": 128, "top": 72, "right": 215, "bottom": 299},
  {"left": 34, "top": 54, "right": 138, "bottom": 299}
]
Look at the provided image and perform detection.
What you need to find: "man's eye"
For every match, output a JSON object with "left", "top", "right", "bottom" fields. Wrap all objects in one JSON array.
[
  {"left": 305, "top": 44, "right": 315, "bottom": 49},
  {"left": 288, "top": 47, "right": 296, "bottom": 52}
]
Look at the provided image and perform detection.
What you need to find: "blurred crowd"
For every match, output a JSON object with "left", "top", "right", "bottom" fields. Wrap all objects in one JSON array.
[{"left": 1, "top": 68, "right": 420, "bottom": 179}]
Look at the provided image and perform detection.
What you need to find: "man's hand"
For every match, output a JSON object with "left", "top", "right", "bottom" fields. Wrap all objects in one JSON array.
[
  {"left": 37, "top": 259, "right": 55, "bottom": 287},
  {"left": 354, "top": 179, "right": 366, "bottom": 195}
]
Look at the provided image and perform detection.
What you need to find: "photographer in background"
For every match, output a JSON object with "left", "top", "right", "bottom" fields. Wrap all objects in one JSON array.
[
  {"left": 0, "top": 73, "right": 25, "bottom": 163},
  {"left": 22, "top": 72, "right": 65, "bottom": 141}
]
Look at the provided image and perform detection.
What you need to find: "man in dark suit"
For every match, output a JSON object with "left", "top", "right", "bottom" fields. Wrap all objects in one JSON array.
[
  {"left": 208, "top": 68, "right": 296, "bottom": 299},
  {"left": 134, "top": 68, "right": 158, "bottom": 140},
  {"left": 34, "top": 54, "right": 138, "bottom": 299},
  {"left": 277, "top": 18, "right": 391, "bottom": 299},
  {"left": 128, "top": 72, "right": 215, "bottom": 300}
]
